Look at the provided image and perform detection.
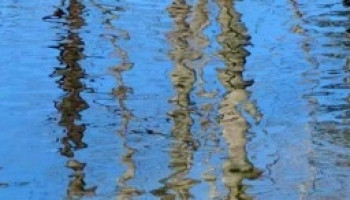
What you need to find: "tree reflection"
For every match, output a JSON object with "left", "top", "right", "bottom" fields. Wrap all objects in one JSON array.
[
  {"left": 46, "top": 0, "right": 96, "bottom": 198},
  {"left": 152, "top": 0, "right": 199, "bottom": 199},
  {"left": 190, "top": 0, "right": 222, "bottom": 198},
  {"left": 89, "top": 1, "right": 142, "bottom": 198},
  {"left": 216, "top": 0, "right": 261, "bottom": 199}
]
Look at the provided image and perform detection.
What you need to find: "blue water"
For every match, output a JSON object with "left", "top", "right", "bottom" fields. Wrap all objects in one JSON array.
[{"left": 0, "top": 0, "right": 349, "bottom": 199}]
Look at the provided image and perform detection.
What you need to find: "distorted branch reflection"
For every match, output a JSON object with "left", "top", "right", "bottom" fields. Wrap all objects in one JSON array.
[
  {"left": 47, "top": 0, "right": 96, "bottom": 198},
  {"left": 216, "top": 0, "right": 261, "bottom": 199},
  {"left": 90, "top": 1, "right": 142, "bottom": 198},
  {"left": 152, "top": 0, "right": 200, "bottom": 199}
]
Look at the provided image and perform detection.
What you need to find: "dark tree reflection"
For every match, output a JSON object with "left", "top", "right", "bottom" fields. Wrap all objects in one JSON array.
[{"left": 45, "top": 0, "right": 96, "bottom": 198}]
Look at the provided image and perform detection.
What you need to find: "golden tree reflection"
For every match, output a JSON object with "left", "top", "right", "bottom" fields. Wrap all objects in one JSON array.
[
  {"left": 216, "top": 0, "right": 261, "bottom": 199},
  {"left": 152, "top": 1, "right": 199, "bottom": 199}
]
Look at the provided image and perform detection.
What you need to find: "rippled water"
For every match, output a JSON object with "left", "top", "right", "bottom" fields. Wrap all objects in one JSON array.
[{"left": 1, "top": 0, "right": 350, "bottom": 199}]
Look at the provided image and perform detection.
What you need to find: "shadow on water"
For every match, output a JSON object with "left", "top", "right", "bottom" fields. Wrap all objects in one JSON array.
[
  {"left": 45, "top": 0, "right": 96, "bottom": 198},
  {"left": 302, "top": 1, "right": 350, "bottom": 147},
  {"left": 216, "top": 0, "right": 261, "bottom": 199},
  {"left": 89, "top": 0, "right": 143, "bottom": 198}
]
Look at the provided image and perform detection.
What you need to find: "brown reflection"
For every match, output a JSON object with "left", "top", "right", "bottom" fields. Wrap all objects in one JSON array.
[
  {"left": 89, "top": 1, "right": 142, "bottom": 198},
  {"left": 152, "top": 0, "right": 199, "bottom": 199},
  {"left": 48, "top": 0, "right": 96, "bottom": 198},
  {"left": 216, "top": 0, "right": 261, "bottom": 199},
  {"left": 110, "top": 35, "right": 140, "bottom": 199},
  {"left": 106, "top": 17, "right": 141, "bottom": 200}
]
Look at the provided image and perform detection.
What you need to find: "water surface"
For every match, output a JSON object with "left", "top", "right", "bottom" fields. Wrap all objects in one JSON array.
[{"left": 0, "top": 0, "right": 350, "bottom": 199}]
